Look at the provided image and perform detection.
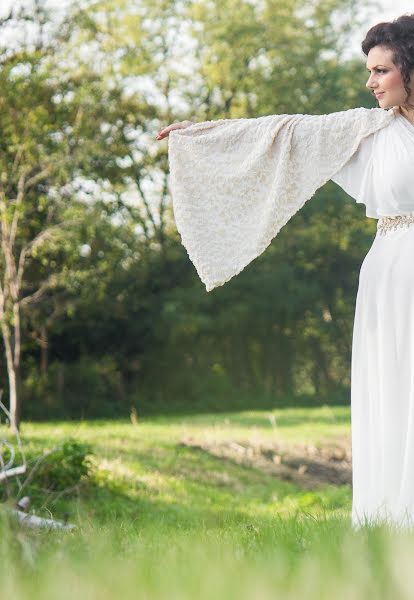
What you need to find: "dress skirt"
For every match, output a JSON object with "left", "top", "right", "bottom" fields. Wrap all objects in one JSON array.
[{"left": 351, "top": 219, "right": 414, "bottom": 529}]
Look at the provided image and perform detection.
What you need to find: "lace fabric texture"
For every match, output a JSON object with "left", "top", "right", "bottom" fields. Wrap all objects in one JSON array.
[
  {"left": 168, "top": 107, "right": 396, "bottom": 291},
  {"left": 377, "top": 214, "right": 414, "bottom": 235}
]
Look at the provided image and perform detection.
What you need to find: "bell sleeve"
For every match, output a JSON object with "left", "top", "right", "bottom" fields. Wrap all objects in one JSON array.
[
  {"left": 168, "top": 106, "right": 396, "bottom": 292},
  {"left": 330, "top": 133, "right": 375, "bottom": 206}
]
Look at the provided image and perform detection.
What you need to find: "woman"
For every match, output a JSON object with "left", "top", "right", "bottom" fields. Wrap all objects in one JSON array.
[{"left": 156, "top": 14, "right": 414, "bottom": 529}]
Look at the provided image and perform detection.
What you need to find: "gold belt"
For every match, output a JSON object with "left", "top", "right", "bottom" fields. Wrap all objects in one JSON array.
[{"left": 377, "top": 214, "right": 414, "bottom": 235}]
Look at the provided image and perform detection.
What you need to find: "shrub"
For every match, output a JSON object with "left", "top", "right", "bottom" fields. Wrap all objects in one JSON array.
[{"left": 31, "top": 438, "right": 93, "bottom": 492}]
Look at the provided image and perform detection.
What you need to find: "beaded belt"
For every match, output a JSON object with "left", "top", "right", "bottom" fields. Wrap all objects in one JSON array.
[{"left": 377, "top": 214, "right": 414, "bottom": 235}]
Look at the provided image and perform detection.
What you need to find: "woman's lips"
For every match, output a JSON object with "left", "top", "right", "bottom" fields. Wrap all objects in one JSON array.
[{"left": 375, "top": 92, "right": 385, "bottom": 98}]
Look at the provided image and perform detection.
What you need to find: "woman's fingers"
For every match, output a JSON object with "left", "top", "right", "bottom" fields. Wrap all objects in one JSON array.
[
  {"left": 155, "top": 120, "right": 194, "bottom": 140},
  {"left": 156, "top": 123, "right": 180, "bottom": 140},
  {"left": 155, "top": 127, "right": 171, "bottom": 140}
]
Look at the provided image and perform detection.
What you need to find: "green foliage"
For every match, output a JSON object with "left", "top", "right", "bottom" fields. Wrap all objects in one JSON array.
[
  {"left": 188, "top": 0, "right": 371, "bottom": 118},
  {"left": 23, "top": 357, "right": 125, "bottom": 420},
  {"left": 29, "top": 438, "right": 93, "bottom": 492},
  {"left": 0, "top": 0, "right": 380, "bottom": 419},
  {"left": 0, "top": 435, "right": 93, "bottom": 509},
  {"left": 0, "top": 415, "right": 409, "bottom": 600}
]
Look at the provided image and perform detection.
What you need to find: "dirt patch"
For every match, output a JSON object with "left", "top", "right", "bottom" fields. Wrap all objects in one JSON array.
[{"left": 179, "top": 436, "right": 352, "bottom": 489}]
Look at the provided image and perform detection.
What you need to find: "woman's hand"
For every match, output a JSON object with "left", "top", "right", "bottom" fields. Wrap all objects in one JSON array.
[{"left": 155, "top": 120, "right": 195, "bottom": 140}]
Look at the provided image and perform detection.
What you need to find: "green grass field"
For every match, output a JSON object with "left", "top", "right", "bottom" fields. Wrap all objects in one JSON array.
[{"left": 1, "top": 406, "right": 413, "bottom": 599}]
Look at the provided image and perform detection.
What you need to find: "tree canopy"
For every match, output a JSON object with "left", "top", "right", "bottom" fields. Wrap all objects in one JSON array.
[{"left": 0, "top": 0, "right": 380, "bottom": 426}]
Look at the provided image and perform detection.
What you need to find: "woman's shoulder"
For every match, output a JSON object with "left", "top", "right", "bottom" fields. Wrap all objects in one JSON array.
[
  {"left": 302, "top": 106, "right": 398, "bottom": 120},
  {"left": 329, "top": 105, "right": 398, "bottom": 128},
  {"left": 342, "top": 105, "right": 398, "bottom": 117}
]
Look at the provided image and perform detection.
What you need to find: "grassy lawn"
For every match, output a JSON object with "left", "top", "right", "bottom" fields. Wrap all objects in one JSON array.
[{"left": 1, "top": 406, "right": 413, "bottom": 599}]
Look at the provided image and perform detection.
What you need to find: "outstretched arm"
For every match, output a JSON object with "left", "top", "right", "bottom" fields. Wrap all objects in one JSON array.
[{"left": 165, "top": 108, "right": 395, "bottom": 292}]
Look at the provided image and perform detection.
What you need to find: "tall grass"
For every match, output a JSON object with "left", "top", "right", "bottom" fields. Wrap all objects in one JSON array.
[
  {"left": 1, "top": 408, "right": 413, "bottom": 599},
  {"left": 1, "top": 513, "right": 413, "bottom": 600}
]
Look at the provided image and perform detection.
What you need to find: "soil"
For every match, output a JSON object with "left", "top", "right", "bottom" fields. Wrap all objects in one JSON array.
[{"left": 179, "top": 435, "right": 352, "bottom": 489}]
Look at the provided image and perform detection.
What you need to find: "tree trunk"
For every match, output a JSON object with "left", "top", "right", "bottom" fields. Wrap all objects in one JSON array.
[
  {"left": 40, "top": 324, "right": 48, "bottom": 374},
  {"left": 9, "top": 364, "right": 21, "bottom": 433},
  {"left": 1, "top": 320, "right": 21, "bottom": 432}
]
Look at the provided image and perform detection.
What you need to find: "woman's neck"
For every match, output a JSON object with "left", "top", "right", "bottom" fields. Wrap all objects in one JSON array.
[{"left": 397, "top": 105, "right": 414, "bottom": 126}]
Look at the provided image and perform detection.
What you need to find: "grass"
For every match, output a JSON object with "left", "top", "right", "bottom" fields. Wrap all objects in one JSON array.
[{"left": 1, "top": 406, "right": 413, "bottom": 599}]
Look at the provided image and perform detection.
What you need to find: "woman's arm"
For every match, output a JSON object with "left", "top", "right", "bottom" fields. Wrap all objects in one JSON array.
[{"left": 166, "top": 107, "right": 395, "bottom": 291}]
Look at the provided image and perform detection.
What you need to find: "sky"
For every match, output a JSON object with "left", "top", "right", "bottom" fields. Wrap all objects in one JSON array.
[
  {"left": 374, "top": 0, "right": 412, "bottom": 21},
  {"left": 360, "top": 1, "right": 413, "bottom": 41},
  {"left": 344, "top": 1, "right": 412, "bottom": 60},
  {"left": 1, "top": 0, "right": 412, "bottom": 24},
  {"left": 0, "top": 0, "right": 412, "bottom": 56}
]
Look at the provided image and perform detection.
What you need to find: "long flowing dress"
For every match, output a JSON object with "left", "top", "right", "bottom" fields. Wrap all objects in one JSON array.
[
  {"left": 167, "top": 105, "right": 414, "bottom": 529},
  {"left": 331, "top": 109, "right": 414, "bottom": 529}
]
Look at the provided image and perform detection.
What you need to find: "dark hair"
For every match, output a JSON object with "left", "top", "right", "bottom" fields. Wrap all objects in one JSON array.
[{"left": 361, "top": 14, "right": 414, "bottom": 108}]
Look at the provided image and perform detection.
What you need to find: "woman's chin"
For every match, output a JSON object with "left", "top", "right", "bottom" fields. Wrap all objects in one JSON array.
[{"left": 378, "top": 98, "right": 393, "bottom": 109}]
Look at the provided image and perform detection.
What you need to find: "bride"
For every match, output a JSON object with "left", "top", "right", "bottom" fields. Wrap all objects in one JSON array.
[{"left": 156, "top": 14, "right": 414, "bottom": 529}]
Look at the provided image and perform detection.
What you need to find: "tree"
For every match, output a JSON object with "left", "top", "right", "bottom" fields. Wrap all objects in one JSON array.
[
  {"left": 0, "top": 3, "right": 143, "bottom": 429},
  {"left": 0, "top": 0, "right": 382, "bottom": 422}
]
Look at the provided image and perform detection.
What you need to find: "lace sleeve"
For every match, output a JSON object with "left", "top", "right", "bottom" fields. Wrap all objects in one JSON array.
[{"left": 168, "top": 107, "right": 396, "bottom": 291}]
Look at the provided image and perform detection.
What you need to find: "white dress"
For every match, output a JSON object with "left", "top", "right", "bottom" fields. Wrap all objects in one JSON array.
[
  {"left": 167, "top": 106, "right": 414, "bottom": 528},
  {"left": 331, "top": 110, "right": 414, "bottom": 529}
]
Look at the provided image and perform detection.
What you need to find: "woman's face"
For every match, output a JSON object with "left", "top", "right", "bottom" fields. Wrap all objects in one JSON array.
[{"left": 366, "top": 45, "right": 413, "bottom": 108}]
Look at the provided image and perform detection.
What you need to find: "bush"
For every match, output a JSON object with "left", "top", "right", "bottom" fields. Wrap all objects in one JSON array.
[{"left": 31, "top": 438, "right": 93, "bottom": 492}]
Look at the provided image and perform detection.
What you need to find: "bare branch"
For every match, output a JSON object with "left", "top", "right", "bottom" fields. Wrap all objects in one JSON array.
[
  {"left": 0, "top": 465, "right": 27, "bottom": 482},
  {"left": 0, "top": 11, "right": 13, "bottom": 28},
  {"left": 11, "top": 144, "right": 25, "bottom": 178},
  {"left": 0, "top": 279, "right": 4, "bottom": 309},
  {"left": 10, "top": 167, "right": 31, "bottom": 247},
  {"left": 23, "top": 218, "right": 82, "bottom": 256},
  {"left": 24, "top": 165, "right": 53, "bottom": 192},
  {"left": 12, "top": 301, "right": 21, "bottom": 366},
  {"left": 16, "top": 246, "right": 27, "bottom": 292},
  {"left": 135, "top": 175, "right": 157, "bottom": 233},
  {"left": 12, "top": 509, "right": 75, "bottom": 531},
  {"left": 19, "top": 275, "right": 58, "bottom": 308},
  {"left": 16, "top": 218, "right": 81, "bottom": 306},
  {"left": 158, "top": 169, "right": 169, "bottom": 248},
  {"left": 10, "top": 207, "right": 21, "bottom": 251},
  {"left": 1, "top": 217, "right": 19, "bottom": 301}
]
